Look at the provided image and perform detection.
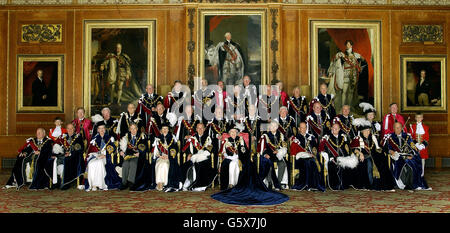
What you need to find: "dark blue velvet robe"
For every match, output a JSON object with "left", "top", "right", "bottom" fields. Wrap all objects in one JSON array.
[
  {"left": 211, "top": 136, "right": 289, "bottom": 205},
  {"left": 291, "top": 133, "right": 325, "bottom": 192},
  {"left": 386, "top": 132, "right": 429, "bottom": 190},
  {"left": 154, "top": 133, "right": 183, "bottom": 190},
  {"left": 48, "top": 133, "right": 84, "bottom": 188},
  {"left": 6, "top": 137, "right": 54, "bottom": 190},
  {"left": 84, "top": 134, "right": 122, "bottom": 190}
]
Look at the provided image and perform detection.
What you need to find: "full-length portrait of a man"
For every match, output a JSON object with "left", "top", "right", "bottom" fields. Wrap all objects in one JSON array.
[
  {"left": 217, "top": 32, "right": 246, "bottom": 85},
  {"left": 100, "top": 43, "right": 132, "bottom": 105}
]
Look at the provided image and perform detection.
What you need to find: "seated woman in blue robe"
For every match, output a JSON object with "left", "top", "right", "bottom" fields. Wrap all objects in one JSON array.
[
  {"left": 84, "top": 122, "right": 122, "bottom": 191},
  {"left": 49, "top": 123, "right": 85, "bottom": 190},
  {"left": 218, "top": 127, "right": 246, "bottom": 190},
  {"left": 5, "top": 128, "right": 53, "bottom": 190},
  {"left": 382, "top": 122, "right": 431, "bottom": 190},
  {"left": 350, "top": 118, "right": 384, "bottom": 190},
  {"left": 152, "top": 123, "right": 183, "bottom": 192},
  {"left": 211, "top": 124, "right": 289, "bottom": 206},
  {"left": 290, "top": 122, "right": 325, "bottom": 192}
]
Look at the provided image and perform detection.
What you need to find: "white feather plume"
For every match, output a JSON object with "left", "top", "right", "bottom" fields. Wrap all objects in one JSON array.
[
  {"left": 52, "top": 143, "right": 64, "bottom": 155},
  {"left": 166, "top": 112, "right": 178, "bottom": 127},
  {"left": 235, "top": 122, "right": 245, "bottom": 131},
  {"left": 352, "top": 117, "right": 371, "bottom": 128},
  {"left": 296, "top": 152, "right": 313, "bottom": 160},
  {"left": 359, "top": 102, "right": 375, "bottom": 113},
  {"left": 276, "top": 147, "right": 287, "bottom": 161},
  {"left": 120, "top": 137, "right": 128, "bottom": 152},
  {"left": 337, "top": 155, "right": 359, "bottom": 169},
  {"left": 91, "top": 114, "right": 104, "bottom": 124},
  {"left": 191, "top": 150, "right": 210, "bottom": 163}
]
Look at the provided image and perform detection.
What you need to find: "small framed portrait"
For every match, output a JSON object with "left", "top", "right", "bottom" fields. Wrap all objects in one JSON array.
[
  {"left": 401, "top": 55, "right": 447, "bottom": 112},
  {"left": 310, "top": 20, "right": 382, "bottom": 118},
  {"left": 17, "top": 54, "right": 64, "bottom": 112},
  {"left": 199, "top": 9, "right": 268, "bottom": 86}
]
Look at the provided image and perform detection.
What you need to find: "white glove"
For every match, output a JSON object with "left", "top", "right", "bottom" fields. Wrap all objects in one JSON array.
[
  {"left": 375, "top": 122, "right": 381, "bottom": 131},
  {"left": 415, "top": 143, "right": 425, "bottom": 151}
]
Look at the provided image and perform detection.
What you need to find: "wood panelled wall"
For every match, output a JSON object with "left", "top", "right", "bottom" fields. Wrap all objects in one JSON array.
[{"left": 0, "top": 4, "right": 449, "bottom": 167}]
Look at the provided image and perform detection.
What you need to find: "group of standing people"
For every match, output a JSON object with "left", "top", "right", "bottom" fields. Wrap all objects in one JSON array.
[{"left": 5, "top": 77, "right": 432, "bottom": 205}]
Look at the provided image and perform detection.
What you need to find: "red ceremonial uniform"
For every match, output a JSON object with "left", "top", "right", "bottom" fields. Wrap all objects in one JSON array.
[
  {"left": 48, "top": 127, "right": 67, "bottom": 141},
  {"left": 381, "top": 113, "right": 405, "bottom": 137},
  {"left": 408, "top": 123, "right": 430, "bottom": 159}
]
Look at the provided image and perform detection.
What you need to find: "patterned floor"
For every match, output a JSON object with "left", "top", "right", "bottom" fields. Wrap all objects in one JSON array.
[{"left": 0, "top": 169, "right": 449, "bottom": 213}]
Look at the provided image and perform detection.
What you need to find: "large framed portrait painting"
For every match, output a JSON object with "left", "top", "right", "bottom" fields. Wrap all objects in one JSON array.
[
  {"left": 17, "top": 55, "right": 64, "bottom": 112},
  {"left": 310, "top": 20, "right": 382, "bottom": 118},
  {"left": 199, "top": 9, "right": 268, "bottom": 86},
  {"left": 83, "top": 20, "right": 156, "bottom": 116},
  {"left": 401, "top": 55, "right": 447, "bottom": 112}
]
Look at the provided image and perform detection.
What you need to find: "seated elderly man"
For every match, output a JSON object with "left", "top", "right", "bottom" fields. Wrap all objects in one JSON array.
[
  {"left": 319, "top": 123, "right": 357, "bottom": 191},
  {"left": 85, "top": 122, "right": 121, "bottom": 191},
  {"left": 5, "top": 128, "right": 53, "bottom": 190},
  {"left": 290, "top": 122, "right": 325, "bottom": 192},
  {"left": 382, "top": 122, "right": 431, "bottom": 190},
  {"left": 118, "top": 123, "right": 150, "bottom": 191},
  {"left": 181, "top": 123, "right": 216, "bottom": 191},
  {"left": 258, "top": 121, "right": 289, "bottom": 190},
  {"left": 51, "top": 123, "right": 85, "bottom": 190}
]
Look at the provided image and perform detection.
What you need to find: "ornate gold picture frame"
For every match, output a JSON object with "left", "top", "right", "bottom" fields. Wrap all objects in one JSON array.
[
  {"left": 400, "top": 55, "right": 447, "bottom": 112},
  {"left": 198, "top": 9, "right": 268, "bottom": 86},
  {"left": 310, "top": 20, "right": 382, "bottom": 119},
  {"left": 83, "top": 20, "right": 156, "bottom": 117},
  {"left": 17, "top": 54, "right": 64, "bottom": 113}
]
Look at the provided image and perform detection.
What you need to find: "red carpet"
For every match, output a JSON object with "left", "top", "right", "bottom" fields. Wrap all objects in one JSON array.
[{"left": 0, "top": 169, "right": 449, "bottom": 213}]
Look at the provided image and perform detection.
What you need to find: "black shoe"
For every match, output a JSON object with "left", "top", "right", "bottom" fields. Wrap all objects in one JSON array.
[{"left": 119, "top": 183, "right": 129, "bottom": 190}]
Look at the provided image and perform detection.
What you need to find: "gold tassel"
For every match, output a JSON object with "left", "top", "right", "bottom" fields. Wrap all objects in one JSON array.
[
  {"left": 77, "top": 177, "right": 80, "bottom": 187},
  {"left": 49, "top": 178, "right": 52, "bottom": 189},
  {"left": 183, "top": 153, "right": 186, "bottom": 164},
  {"left": 177, "top": 153, "right": 180, "bottom": 166},
  {"left": 372, "top": 158, "right": 380, "bottom": 179},
  {"left": 117, "top": 153, "right": 120, "bottom": 164},
  {"left": 315, "top": 158, "right": 321, "bottom": 173},
  {"left": 257, "top": 153, "right": 260, "bottom": 174},
  {"left": 291, "top": 155, "right": 295, "bottom": 187},
  {"left": 238, "top": 159, "right": 242, "bottom": 171},
  {"left": 211, "top": 153, "right": 214, "bottom": 169},
  {"left": 388, "top": 153, "right": 391, "bottom": 170},
  {"left": 29, "top": 154, "right": 35, "bottom": 181}
]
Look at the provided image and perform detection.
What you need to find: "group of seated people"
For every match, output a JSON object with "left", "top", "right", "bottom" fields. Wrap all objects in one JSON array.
[{"left": 4, "top": 77, "right": 432, "bottom": 194}]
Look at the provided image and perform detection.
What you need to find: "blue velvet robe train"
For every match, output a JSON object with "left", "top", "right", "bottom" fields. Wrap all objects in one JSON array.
[{"left": 211, "top": 149, "right": 289, "bottom": 205}]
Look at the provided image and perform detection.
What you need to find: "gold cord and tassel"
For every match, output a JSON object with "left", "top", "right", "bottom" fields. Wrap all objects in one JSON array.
[{"left": 257, "top": 153, "right": 260, "bottom": 174}]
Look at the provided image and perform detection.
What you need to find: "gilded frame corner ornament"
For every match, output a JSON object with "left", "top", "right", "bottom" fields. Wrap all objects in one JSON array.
[
  {"left": 17, "top": 54, "right": 64, "bottom": 113},
  {"left": 400, "top": 55, "right": 447, "bottom": 112},
  {"left": 309, "top": 19, "right": 382, "bottom": 119},
  {"left": 83, "top": 20, "right": 156, "bottom": 117}
]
